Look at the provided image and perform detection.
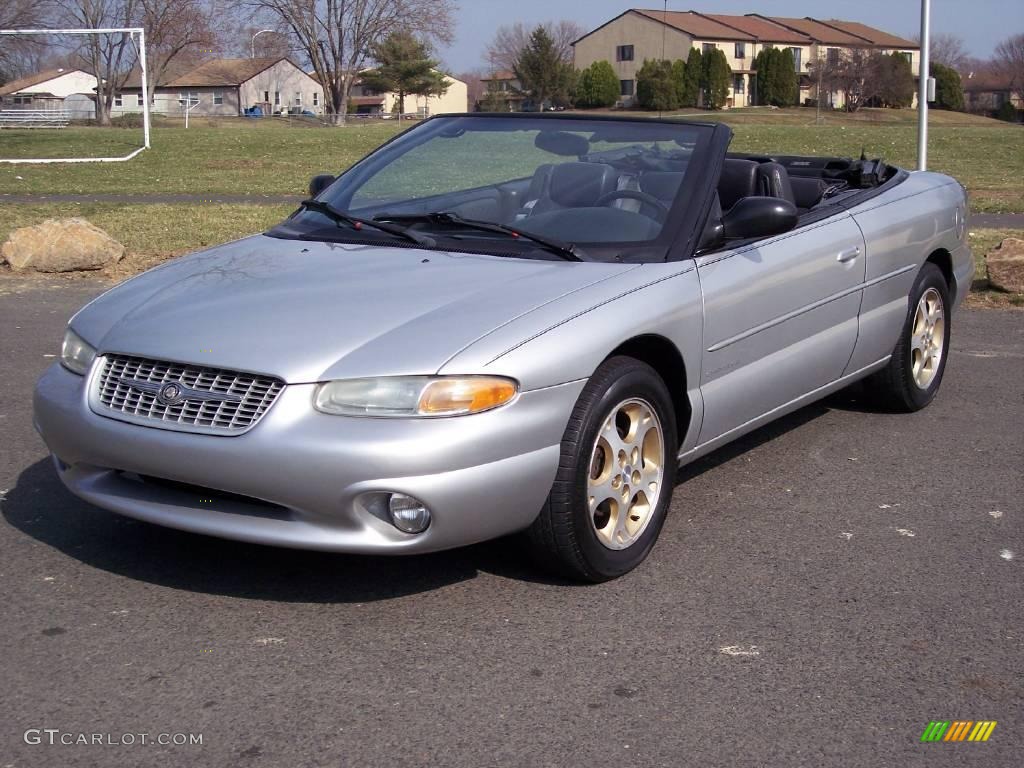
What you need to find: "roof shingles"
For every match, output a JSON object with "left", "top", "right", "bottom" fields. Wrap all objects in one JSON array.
[
  {"left": 613, "top": 10, "right": 919, "bottom": 49},
  {"left": 0, "top": 68, "right": 88, "bottom": 97}
]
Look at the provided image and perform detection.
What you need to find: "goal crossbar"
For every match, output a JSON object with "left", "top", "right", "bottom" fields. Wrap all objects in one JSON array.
[{"left": 0, "top": 27, "right": 150, "bottom": 163}]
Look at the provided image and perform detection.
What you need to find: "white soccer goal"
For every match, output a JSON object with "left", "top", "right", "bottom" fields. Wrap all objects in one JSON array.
[{"left": 0, "top": 27, "right": 150, "bottom": 163}]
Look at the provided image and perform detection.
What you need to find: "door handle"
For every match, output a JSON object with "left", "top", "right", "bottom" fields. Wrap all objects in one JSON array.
[{"left": 837, "top": 246, "right": 861, "bottom": 263}]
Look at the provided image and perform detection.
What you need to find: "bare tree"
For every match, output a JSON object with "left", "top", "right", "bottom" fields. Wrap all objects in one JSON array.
[
  {"left": 244, "top": 0, "right": 456, "bottom": 124},
  {"left": 485, "top": 19, "right": 583, "bottom": 72},
  {"left": 139, "top": 0, "right": 218, "bottom": 105},
  {"left": 457, "top": 67, "right": 486, "bottom": 108},
  {"left": 993, "top": 33, "right": 1024, "bottom": 99},
  {"left": 911, "top": 32, "right": 969, "bottom": 73},
  {"left": 54, "top": 0, "right": 140, "bottom": 124},
  {"left": 0, "top": 1, "right": 56, "bottom": 79}
]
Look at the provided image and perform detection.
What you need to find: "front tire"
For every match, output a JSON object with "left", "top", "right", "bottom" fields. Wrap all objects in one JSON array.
[
  {"left": 866, "top": 262, "right": 951, "bottom": 412},
  {"left": 528, "top": 356, "right": 677, "bottom": 582}
]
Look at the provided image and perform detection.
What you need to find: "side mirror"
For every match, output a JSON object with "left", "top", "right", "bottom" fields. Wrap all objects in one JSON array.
[
  {"left": 308, "top": 174, "right": 336, "bottom": 197},
  {"left": 721, "top": 197, "right": 798, "bottom": 241}
]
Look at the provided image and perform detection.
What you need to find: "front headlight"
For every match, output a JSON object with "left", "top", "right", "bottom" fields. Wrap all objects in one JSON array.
[
  {"left": 60, "top": 327, "right": 96, "bottom": 375},
  {"left": 314, "top": 376, "right": 518, "bottom": 417}
]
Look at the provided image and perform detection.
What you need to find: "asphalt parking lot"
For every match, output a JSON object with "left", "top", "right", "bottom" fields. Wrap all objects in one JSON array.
[{"left": 1, "top": 278, "right": 1021, "bottom": 768}]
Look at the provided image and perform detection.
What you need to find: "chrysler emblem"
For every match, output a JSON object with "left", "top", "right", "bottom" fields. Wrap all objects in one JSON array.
[
  {"left": 158, "top": 382, "right": 183, "bottom": 405},
  {"left": 117, "top": 377, "right": 243, "bottom": 405}
]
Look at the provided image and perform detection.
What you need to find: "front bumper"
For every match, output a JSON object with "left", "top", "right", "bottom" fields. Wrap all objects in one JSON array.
[{"left": 33, "top": 363, "right": 584, "bottom": 554}]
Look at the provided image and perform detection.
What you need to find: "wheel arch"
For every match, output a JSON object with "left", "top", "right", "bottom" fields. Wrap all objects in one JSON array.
[
  {"left": 925, "top": 248, "right": 955, "bottom": 301},
  {"left": 605, "top": 334, "right": 691, "bottom": 448}
]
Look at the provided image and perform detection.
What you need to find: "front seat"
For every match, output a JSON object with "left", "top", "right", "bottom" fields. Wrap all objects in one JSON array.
[
  {"left": 529, "top": 162, "right": 619, "bottom": 216},
  {"left": 755, "top": 161, "right": 797, "bottom": 207}
]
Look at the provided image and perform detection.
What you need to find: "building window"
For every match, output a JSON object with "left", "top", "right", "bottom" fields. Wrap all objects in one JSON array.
[
  {"left": 898, "top": 51, "right": 913, "bottom": 65},
  {"left": 294, "top": 92, "right": 302, "bottom": 106},
  {"left": 620, "top": 79, "right": 634, "bottom": 97},
  {"left": 13, "top": 95, "right": 31, "bottom": 104},
  {"left": 263, "top": 90, "right": 269, "bottom": 103},
  {"left": 733, "top": 75, "right": 745, "bottom": 94},
  {"left": 178, "top": 92, "right": 199, "bottom": 106},
  {"left": 789, "top": 47, "right": 803, "bottom": 71},
  {"left": 213, "top": 91, "right": 224, "bottom": 105},
  {"left": 735, "top": 42, "right": 746, "bottom": 59},
  {"left": 616, "top": 45, "right": 634, "bottom": 62},
  {"left": 114, "top": 94, "right": 123, "bottom": 107},
  {"left": 826, "top": 48, "right": 840, "bottom": 66},
  {"left": 702, "top": 43, "right": 715, "bottom": 54},
  {"left": 137, "top": 93, "right": 144, "bottom": 107},
  {"left": 313, "top": 92, "right": 319, "bottom": 106},
  {"left": 274, "top": 91, "right": 280, "bottom": 106}
]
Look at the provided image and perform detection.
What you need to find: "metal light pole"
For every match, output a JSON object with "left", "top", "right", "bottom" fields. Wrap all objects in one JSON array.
[
  {"left": 251, "top": 29, "right": 275, "bottom": 59},
  {"left": 917, "top": 0, "right": 931, "bottom": 170}
]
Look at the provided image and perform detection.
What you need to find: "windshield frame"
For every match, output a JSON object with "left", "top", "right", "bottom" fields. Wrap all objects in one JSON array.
[{"left": 269, "top": 113, "right": 727, "bottom": 264}]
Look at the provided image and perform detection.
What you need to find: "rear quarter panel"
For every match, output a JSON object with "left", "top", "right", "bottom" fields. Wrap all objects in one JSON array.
[{"left": 844, "top": 172, "right": 971, "bottom": 373}]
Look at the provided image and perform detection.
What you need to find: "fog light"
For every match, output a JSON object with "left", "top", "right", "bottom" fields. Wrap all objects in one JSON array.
[{"left": 388, "top": 493, "right": 431, "bottom": 534}]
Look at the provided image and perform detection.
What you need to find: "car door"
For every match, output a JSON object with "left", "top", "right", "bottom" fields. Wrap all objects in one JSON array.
[{"left": 695, "top": 212, "right": 866, "bottom": 445}]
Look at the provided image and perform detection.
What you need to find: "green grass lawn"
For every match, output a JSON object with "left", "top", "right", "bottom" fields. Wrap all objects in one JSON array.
[
  {"left": 1, "top": 108, "right": 1020, "bottom": 209},
  {"left": 1, "top": 108, "right": 1021, "bottom": 288}
]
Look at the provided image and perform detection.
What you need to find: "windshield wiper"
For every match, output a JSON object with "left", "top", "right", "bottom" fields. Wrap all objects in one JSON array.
[
  {"left": 374, "top": 211, "right": 584, "bottom": 262},
  {"left": 298, "top": 199, "right": 436, "bottom": 247}
]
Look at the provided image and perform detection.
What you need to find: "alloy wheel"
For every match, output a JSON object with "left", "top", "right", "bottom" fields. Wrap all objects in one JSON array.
[
  {"left": 911, "top": 287, "right": 945, "bottom": 389},
  {"left": 587, "top": 398, "right": 665, "bottom": 550}
]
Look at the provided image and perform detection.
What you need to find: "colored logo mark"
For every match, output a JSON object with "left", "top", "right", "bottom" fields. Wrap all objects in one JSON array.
[{"left": 921, "top": 721, "right": 997, "bottom": 742}]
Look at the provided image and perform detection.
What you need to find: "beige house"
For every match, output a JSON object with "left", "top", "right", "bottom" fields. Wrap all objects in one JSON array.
[
  {"left": 478, "top": 71, "right": 528, "bottom": 111},
  {"left": 117, "top": 58, "right": 324, "bottom": 117},
  {"left": 573, "top": 10, "right": 919, "bottom": 109},
  {"left": 348, "top": 72, "right": 468, "bottom": 116},
  {"left": 0, "top": 67, "right": 98, "bottom": 110}
]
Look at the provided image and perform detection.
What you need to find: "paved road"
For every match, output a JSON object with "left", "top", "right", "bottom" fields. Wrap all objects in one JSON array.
[{"left": 1, "top": 279, "right": 1021, "bottom": 768}]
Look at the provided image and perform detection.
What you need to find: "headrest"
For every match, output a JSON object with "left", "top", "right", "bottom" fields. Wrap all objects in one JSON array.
[
  {"left": 717, "top": 158, "right": 760, "bottom": 210},
  {"left": 640, "top": 172, "right": 685, "bottom": 202},
  {"left": 756, "top": 161, "right": 796, "bottom": 205},
  {"left": 548, "top": 162, "right": 618, "bottom": 207}
]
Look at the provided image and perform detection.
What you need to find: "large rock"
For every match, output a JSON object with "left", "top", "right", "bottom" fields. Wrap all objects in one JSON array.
[
  {"left": 986, "top": 237, "right": 1024, "bottom": 294},
  {"left": 2, "top": 218, "right": 124, "bottom": 272}
]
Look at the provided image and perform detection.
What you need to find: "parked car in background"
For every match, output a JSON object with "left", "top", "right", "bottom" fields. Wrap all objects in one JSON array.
[{"left": 34, "top": 114, "right": 972, "bottom": 581}]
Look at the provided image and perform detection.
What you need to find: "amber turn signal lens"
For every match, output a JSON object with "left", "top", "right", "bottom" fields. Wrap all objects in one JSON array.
[{"left": 417, "top": 377, "right": 517, "bottom": 416}]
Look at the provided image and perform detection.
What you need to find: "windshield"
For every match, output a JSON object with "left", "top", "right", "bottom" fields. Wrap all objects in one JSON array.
[{"left": 273, "top": 115, "right": 714, "bottom": 260}]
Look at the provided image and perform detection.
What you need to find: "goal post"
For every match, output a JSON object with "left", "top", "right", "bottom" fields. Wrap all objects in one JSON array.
[{"left": 0, "top": 27, "right": 150, "bottom": 163}]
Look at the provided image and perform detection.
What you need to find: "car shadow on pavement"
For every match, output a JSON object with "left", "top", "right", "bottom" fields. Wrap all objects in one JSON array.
[{"left": 2, "top": 460, "right": 576, "bottom": 602}]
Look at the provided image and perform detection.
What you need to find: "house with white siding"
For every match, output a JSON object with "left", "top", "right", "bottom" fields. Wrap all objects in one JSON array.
[{"left": 0, "top": 68, "right": 98, "bottom": 110}]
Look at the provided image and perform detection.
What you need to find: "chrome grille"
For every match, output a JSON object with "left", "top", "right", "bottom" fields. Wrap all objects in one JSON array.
[{"left": 91, "top": 354, "right": 284, "bottom": 434}]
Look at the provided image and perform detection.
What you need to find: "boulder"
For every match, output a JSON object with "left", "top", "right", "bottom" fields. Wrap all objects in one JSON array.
[
  {"left": 986, "top": 237, "right": 1024, "bottom": 294},
  {"left": 2, "top": 218, "right": 124, "bottom": 272}
]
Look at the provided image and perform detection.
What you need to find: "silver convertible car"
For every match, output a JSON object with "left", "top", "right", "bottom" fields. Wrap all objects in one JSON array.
[{"left": 34, "top": 114, "right": 972, "bottom": 581}]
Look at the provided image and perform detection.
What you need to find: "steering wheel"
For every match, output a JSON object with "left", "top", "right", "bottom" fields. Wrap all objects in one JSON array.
[{"left": 595, "top": 189, "right": 670, "bottom": 222}]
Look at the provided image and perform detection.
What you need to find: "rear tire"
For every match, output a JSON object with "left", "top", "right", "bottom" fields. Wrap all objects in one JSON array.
[
  {"left": 527, "top": 356, "right": 677, "bottom": 582},
  {"left": 865, "top": 262, "right": 950, "bottom": 412}
]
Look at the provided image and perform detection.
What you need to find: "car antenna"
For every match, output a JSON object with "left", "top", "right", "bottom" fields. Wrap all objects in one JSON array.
[{"left": 860, "top": 147, "right": 867, "bottom": 161}]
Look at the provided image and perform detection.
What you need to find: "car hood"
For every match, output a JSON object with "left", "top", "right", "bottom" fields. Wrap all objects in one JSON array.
[{"left": 72, "top": 235, "right": 637, "bottom": 383}]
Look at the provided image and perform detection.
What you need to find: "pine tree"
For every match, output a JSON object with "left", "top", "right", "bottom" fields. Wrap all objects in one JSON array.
[
  {"left": 681, "top": 48, "right": 702, "bottom": 107},
  {"left": 514, "top": 26, "right": 574, "bottom": 110},
  {"left": 777, "top": 48, "right": 799, "bottom": 106},
  {"left": 589, "top": 59, "right": 618, "bottom": 107},
  {"left": 636, "top": 59, "right": 680, "bottom": 110},
  {"left": 930, "top": 62, "right": 964, "bottom": 111},
  {"left": 671, "top": 59, "right": 687, "bottom": 107},
  {"left": 702, "top": 48, "right": 731, "bottom": 110},
  {"left": 360, "top": 31, "right": 450, "bottom": 116}
]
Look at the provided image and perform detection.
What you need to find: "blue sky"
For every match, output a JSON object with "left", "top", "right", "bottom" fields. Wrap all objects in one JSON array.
[{"left": 443, "top": 0, "right": 1021, "bottom": 72}]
